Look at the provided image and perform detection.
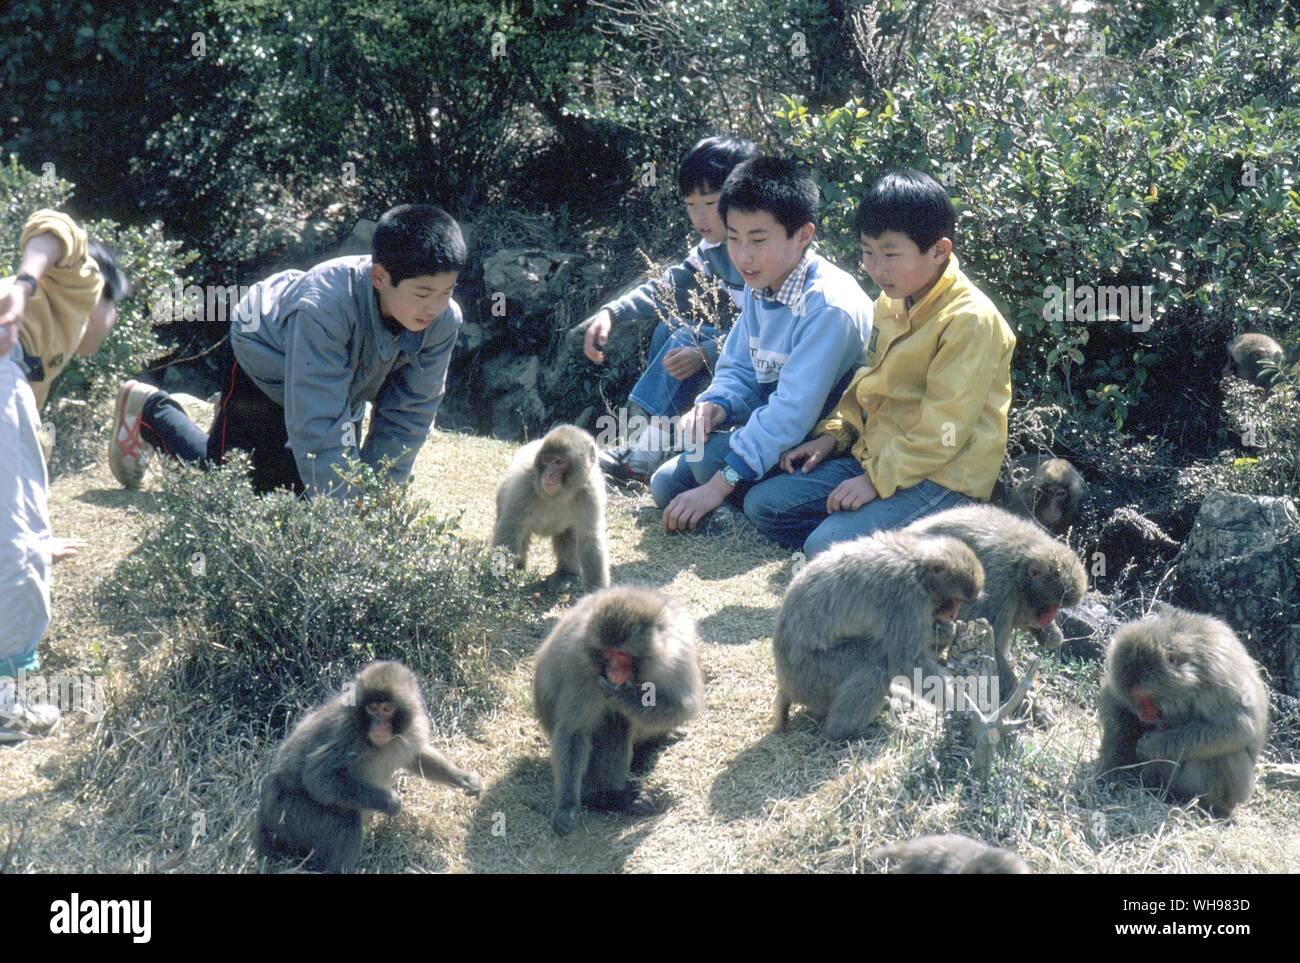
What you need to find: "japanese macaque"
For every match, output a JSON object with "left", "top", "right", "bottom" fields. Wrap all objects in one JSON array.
[
  {"left": 1002, "top": 455, "right": 1087, "bottom": 534},
  {"left": 907, "top": 504, "right": 1087, "bottom": 698},
  {"left": 492, "top": 424, "right": 609, "bottom": 592},
  {"left": 1098, "top": 608, "right": 1268, "bottom": 817},
  {"left": 871, "top": 834, "right": 1030, "bottom": 874},
  {"left": 534, "top": 586, "right": 703, "bottom": 835},
  {"left": 772, "top": 530, "right": 985, "bottom": 740},
  {"left": 1223, "top": 333, "right": 1285, "bottom": 388},
  {"left": 257, "top": 661, "right": 482, "bottom": 872}
]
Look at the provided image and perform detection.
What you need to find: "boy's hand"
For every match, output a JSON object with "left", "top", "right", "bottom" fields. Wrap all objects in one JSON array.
[
  {"left": 663, "top": 345, "right": 706, "bottom": 380},
  {"left": 678, "top": 401, "right": 725, "bottom": 450},
  {"left": 0, "top": 284, "right": 27, "bottom": 356},
  {"left": 780, "top": 433, "right": 837, "bottom": 474},
  {"left": 663, "top": 474, "right": 729, "bottom": 532},
  {"left": 826, "top": 473, "right": 878, "bottom": 513},
  {"left": 583, "top": 309, "right": 614, "bottom": 363},
  {"left": 50, "top": 536, "right": 88, "bottom": 564}
]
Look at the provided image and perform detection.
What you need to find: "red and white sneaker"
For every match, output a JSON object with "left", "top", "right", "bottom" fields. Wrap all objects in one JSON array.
[{"left": 109, "top": 380, "right": 159, "bottom": 489}]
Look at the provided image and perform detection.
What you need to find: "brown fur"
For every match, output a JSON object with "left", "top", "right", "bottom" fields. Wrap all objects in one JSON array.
[
  {"left": 871, "top": 834, "right": 1030, "bottom": 874},
  {"left": 1098, "top": 608, "right": 1268, "bottom": 817},
  {"left": 1223, "top": 333, "right": 1285, "bottom": 388},
  {"left": 907, "top": 504, "right": 1087, "bottom": 699},
  {"left": 1002, "top": 455, "right": 1087, "bottom": 533},
  {"left": 772, "top": 530, "right": 984, "bottom": 740},
  {"left": 534, "top": 586, "right": 703, "bottom": 835},
  {"left": 492, "top": 424, "right": 609, "bottom": 592},
  {"left": 256, "top": 661, "right": 481, "bottom": 872}
]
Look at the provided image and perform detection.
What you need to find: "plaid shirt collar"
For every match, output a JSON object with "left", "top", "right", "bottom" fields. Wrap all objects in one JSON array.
[{"left": 755, "top": 248, "right": 813, "bottom": 307}]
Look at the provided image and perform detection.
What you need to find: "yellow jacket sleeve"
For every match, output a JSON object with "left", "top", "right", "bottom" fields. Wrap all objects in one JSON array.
[
  {"left": 815, "top": 366, "right": 867, "bottom": 455},
  {"left": 19, "top": 208, "right": 103, "bottom": 322},
  {"left": 13, "top": 209, "right": 103, "bottom": 408},
  {"left": 861, "top": 313, "right": 1002, "bottom": 498}
]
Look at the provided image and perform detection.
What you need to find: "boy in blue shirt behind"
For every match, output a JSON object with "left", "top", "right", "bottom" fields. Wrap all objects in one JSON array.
[
  {"left": 584, "top": 136, "right": 756, "bottom": 482},
  {"left": 653, "top": 155, "right": 873, "bottom": 533}
]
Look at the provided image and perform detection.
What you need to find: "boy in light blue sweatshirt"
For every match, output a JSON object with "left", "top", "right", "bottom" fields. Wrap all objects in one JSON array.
[
  {"left": 654, "top": 155, "right": 874, "bottom": 533},
  {"left": 584, "top": 136, "right": 756, "bottom": 482}
]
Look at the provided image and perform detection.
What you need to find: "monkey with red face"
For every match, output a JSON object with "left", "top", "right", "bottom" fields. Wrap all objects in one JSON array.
[
  {"left": 534, "top": 586, "right": 703, "bottom": 835},
  {"left": 1001, "top": 455, "right": 1087, "bottom": 534},
  {"left": 1098, "top": 608, "right": 1268, "bottom": 817},
  {"left": 257, "top": 661, "right": 481, "bottom": 872}
]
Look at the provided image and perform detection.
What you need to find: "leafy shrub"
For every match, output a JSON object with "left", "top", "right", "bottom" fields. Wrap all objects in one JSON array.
[
  {"left": 78, "top": 455, "right": 533, "bottom": 856},
  {"left": 132, "top": 0, "right": 599, "bottom": 275},
  {"left": 100, "top": 454, "right": 530, "bottom": 717},
  {"left": 775, "top": 12, "right": 1300, "bottom": 435},
  {"left": 1202, "top": 374, "right": 1300, "bottom": 499}
]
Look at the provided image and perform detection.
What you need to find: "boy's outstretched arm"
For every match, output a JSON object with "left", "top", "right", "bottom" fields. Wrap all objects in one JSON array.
[
  {"left": 362, "top": 309, "right": 460, "bottom": 484},
  {"left": 720, "top": 307, "right": 863, "bottom": 483},
  {"left": 282, "top": 308, "right": 362, "bottom": 499}
]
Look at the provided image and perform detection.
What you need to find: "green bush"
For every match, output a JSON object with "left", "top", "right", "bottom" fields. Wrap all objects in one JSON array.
[
  {"left": 100, "top": 453, "right": 529, "bottom": 717},
  {"left": 776, "top": 13, "right": 1300, "bottom": 433},
  {"left": 133, "top": 0, "right": 599, "bottom": 274},
  {"left": 77, "top": 456, "right": 532, "bottom": 861}
]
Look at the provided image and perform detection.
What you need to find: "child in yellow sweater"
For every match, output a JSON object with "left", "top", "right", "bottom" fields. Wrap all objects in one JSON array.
[
  {"left": 744, "top": 170, "right": 1015, "bottom": 556},
  {"left": 0, "top": 210, "right": 129, "bottom": 712}
]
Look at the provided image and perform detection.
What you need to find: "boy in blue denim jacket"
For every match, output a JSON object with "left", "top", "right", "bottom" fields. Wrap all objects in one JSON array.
[{"left": 584, "top": 136, "right": 756, "bottom": 482}]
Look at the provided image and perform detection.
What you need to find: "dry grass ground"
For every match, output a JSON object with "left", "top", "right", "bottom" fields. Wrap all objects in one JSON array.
[{"left": 2, "top": 422, "right": 1298, "bottom": 873}]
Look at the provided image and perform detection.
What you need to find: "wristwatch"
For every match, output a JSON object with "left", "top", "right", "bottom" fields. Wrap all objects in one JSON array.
[
  {"left": 15, "top": 273, "right": 38, "bottom": 296},
  {"left": 720, "top": 465, "right": 742, "bottom": 486}
]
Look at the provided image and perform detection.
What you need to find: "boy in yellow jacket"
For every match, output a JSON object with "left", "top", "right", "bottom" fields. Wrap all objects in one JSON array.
[
  {"left": 744, "top": 170, "right": 1015, "bottom": 556},
  {"left": 0, "top": 209, "right": 130, "bottom": 723}
]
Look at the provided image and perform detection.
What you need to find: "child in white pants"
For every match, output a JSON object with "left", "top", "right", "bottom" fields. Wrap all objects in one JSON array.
[{"left": 0, "top": 351, "right": 51, "bottom": 675}]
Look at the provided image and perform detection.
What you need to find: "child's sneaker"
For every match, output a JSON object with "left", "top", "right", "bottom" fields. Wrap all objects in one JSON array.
[
  {"left": 0, "top": 677, "right": 60, "bottom": 737},
  {"left": 109, "top": 380, "right": 158, "bottom": 489},
  {"left": 599, "top": 445, "right": 643, "bottom": 483}
]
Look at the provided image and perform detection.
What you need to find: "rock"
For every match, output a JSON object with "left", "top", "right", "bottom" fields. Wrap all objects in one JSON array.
[
  {"left": 481, "top": 247, "right": 584, "bottom": 320},
  {"left": 1171, "top": 491, "right": 1300, "bottom": 664},
  {"left": 483, "top": 354, "right": 540, "bottom": 398},
  {"left": 482, "top": 354, "right": 544, "bottom": 440},
  {"left": 1267, "top": 689, "right": 1300, "bottom": 763},
  {"left": 332, "top": 218, "right": 376, "bottom": 258},
  {"left": 491, "top": 389, "right": 546, "bottom": 440},
  {"left": 458, "top": 322, "right": 494, "bottom": 353},
  {"left": 1057, "top": 593, "right": 1122, "bottom": 661},
  {"left": 162, "top": 364, "right": 188, "bottom": 391}
]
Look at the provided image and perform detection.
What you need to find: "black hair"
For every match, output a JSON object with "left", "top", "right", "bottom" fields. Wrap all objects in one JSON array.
[
  {"left": 87, "top": 239, "right": 132, "bottom": 302},
  {"left": 372, "top": 204, "right": 467, "bottom": 285},
  {"left": 853, "top": 170, "right": 956, "bottom": 252},
  {"left": 677, "top": 135, "right": 758, "bottom": 195},
  {"left": 718, "top": 155, "right": 819, "bottom": 237}
]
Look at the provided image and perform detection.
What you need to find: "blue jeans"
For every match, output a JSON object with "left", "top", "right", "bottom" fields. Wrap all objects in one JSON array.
[
  {"left": 629, "top": 321, "right": 720, "bottom": 418},
  {"left": 743, "top": 456, "right": 973, "bottom": 556},
  {"left": 649, "top": 430, "right": 760, "bottom": 510}
]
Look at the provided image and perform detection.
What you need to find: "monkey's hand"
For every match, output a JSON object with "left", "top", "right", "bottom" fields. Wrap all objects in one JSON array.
[
  {"left": 379, "top": 789, "right": 402, "bottom": 816},
  {"left": 460, "top": 771, "right": 484, "bottom": 797},
  {"left": 1135, "top": 730, "right": 1171, "bottom": 761},
  {"left": 597, "top": 675, "right": 641, "bottom": 708},
  {"left": 1034, "top": 622, "right": 1064, "bottom": 651}
]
